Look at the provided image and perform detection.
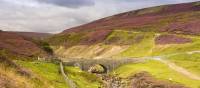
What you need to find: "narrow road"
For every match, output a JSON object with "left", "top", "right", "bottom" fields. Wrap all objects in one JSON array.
[
  {"left": 60, "top": 62, "right": 77, "bottom": 88},
  {"left": 153, "top": 57, "right": 200, "bottom": 80}
]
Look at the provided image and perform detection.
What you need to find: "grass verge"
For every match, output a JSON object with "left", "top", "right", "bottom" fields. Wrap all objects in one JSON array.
[
  {"left": 16, "top": 60, "right": 68, "bottom": 88},
  {"left": 64, "top": 66, "right": 102, "bottom": 88},
  {"left": 113, "top": 60, "right": 200, "bottom": 88}
]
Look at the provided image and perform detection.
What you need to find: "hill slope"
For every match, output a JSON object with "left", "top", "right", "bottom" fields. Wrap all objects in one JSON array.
[
  {"left": 64, "top": 1, "right": 200, "bottom": 35},
  {"left": 0, "top": 30, "right": 52, "bottom": 59},
  {"left": 49, "top": 1, "right": 200, "bottom": 59}
]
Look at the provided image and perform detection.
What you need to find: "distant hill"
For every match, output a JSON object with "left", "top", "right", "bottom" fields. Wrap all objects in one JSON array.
[{"left": 9, "top": 31, "right": 52, "bottom": 40}]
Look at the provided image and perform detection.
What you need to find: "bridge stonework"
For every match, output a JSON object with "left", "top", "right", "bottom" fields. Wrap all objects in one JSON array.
[{"left": 63, "top": 58, "right": 140, "bottom": 73}]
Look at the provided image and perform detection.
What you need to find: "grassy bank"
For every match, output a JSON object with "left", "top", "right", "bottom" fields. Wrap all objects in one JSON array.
[
  {"left": 167, "top": 53, "right": 200, "bottom": 76},
  {"left": 113, "top": 60, "right": 200, "bottom": 88},
  {"left": 16, "top": 60, "right": 68, "bottom": 88},
  {"left": 64, "top": 66, "right": 102, "bottom": 88}
]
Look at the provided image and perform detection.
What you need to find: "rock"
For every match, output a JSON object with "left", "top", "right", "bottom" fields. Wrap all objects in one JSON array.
[{"left": 88, "top": 64, "right": 106, "bottom": 74}]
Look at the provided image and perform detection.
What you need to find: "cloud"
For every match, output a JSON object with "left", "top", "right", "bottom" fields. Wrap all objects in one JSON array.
[
  {"left": 36, "top": 0, "right": 94, "bottom": 8},
  {"left": 0, "top": 0, "right": 199, "bottom": 33}
]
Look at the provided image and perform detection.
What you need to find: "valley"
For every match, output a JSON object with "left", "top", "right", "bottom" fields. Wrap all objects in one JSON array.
[{"left": 0, "top": 1, "right": 200, "bottom": 88}]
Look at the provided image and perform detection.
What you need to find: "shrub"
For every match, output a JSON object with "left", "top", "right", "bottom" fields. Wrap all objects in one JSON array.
[
  {"left": 42, "top": 46, "right": 53, "bottom": 55},
  {"left": 35, "top": 40, "right": 54, "bottom": 55}
]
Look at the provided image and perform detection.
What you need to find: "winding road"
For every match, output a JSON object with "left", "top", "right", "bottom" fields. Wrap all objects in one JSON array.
[{"left": 152, "top": 55, "right": 200, "bottom": 80}]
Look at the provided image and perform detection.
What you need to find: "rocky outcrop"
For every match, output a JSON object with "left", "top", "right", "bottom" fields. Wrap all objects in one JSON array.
[
  {"left": 131, "top": 72, "right": 187, "bottom": 88},
  {"left": 101, "top": 74, "right": 127, "bottom": 88},
  {"left": 100, "top": 71, "right": 187, "bottom": 88}
]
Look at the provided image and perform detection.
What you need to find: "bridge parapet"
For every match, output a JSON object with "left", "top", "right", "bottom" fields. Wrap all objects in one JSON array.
[{"left": 63, "top": 58, "right": 142, "bottom": 73}]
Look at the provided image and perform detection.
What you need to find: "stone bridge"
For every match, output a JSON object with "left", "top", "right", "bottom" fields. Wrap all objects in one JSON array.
[{"left": 62, "top": 58, "right": 142, "bottom": 73}]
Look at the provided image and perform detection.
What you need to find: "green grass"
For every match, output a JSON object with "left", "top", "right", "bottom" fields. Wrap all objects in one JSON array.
[
  {"left": 118, "top": 32, "right": 155, "bottom": 57},
  {"left": 0, "top": 59, "right": 45, "bottom": 88},
  {"left": 105, "top": 30, "right": 141, "bottom": 44},
  {"left": 113, "top": 60, "right": 200, "bottom": 88},
  {"left": 16, "top": 60, "right": 68, "bottom": 88},
  {"left": 48, "top": 33, "right": 83, "bottom": 46},
  {"left": 167, "top": 53, "right": 200, "bottom": 76},
  {"left": 64, "top": 66, "right": 102, "bottom": 88}
]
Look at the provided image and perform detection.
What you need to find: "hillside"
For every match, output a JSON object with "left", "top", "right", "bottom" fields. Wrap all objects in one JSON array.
[
  {"left": 49, "top": 1, "right": 200, "bottom": 59},
  {"left": 0, "top": 30, "right": 67, "bottom": 88},
  {"left": 64, "top": 1, "right": 200, "bottom": 35},
  {"left": 12, "top": 31, "right": 52, "bottom": 40},
  {"left": 0, "top": 30, "right": 52, "bottom": 59}
]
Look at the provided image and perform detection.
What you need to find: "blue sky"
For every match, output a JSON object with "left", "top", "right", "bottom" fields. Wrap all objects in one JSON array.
[{"left": 0, "top": 0, "right": 199, "bottom": 33}]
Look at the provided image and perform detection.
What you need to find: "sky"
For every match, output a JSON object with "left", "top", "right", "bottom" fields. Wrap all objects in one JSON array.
[{"left": 0, "top": 0, "right": 199, "bottom": 33}]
